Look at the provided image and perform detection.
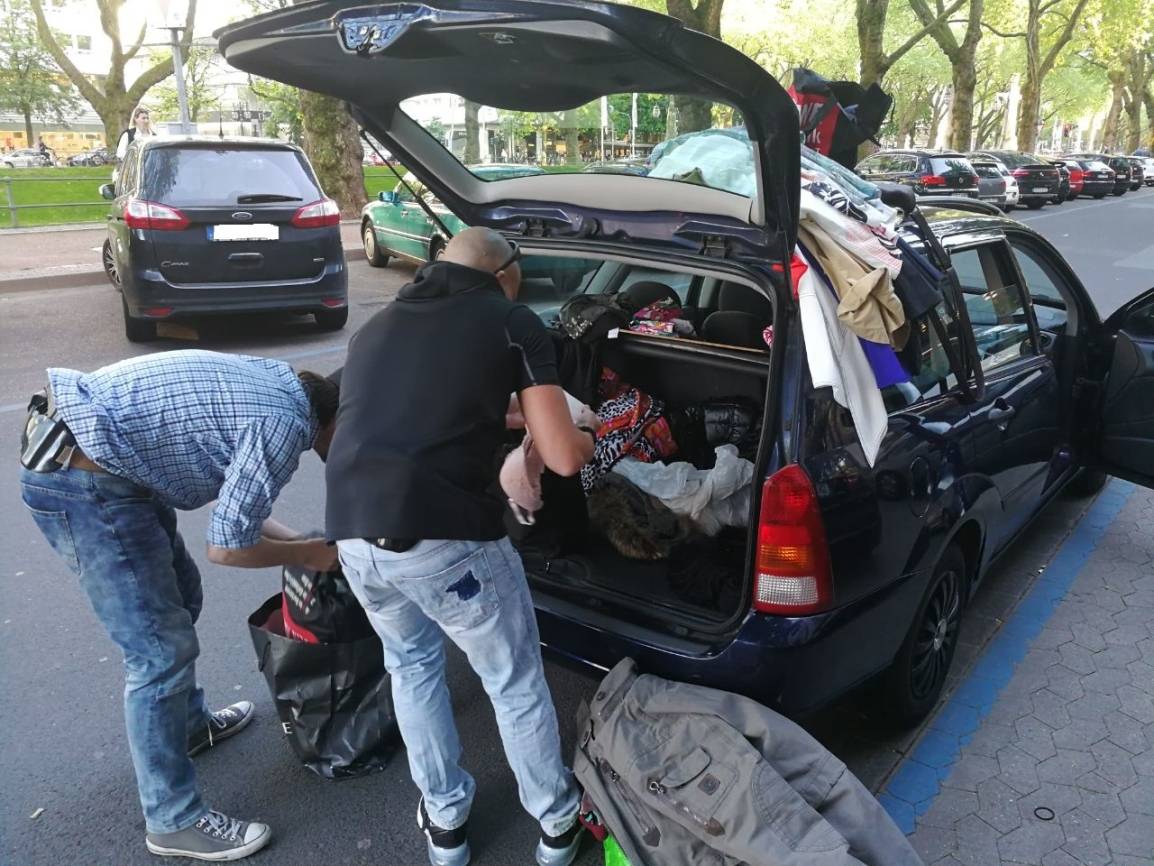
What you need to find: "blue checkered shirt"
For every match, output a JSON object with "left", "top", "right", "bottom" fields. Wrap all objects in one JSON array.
[{"left": 48, "top": 350, "right": 317, "bottom": 549}]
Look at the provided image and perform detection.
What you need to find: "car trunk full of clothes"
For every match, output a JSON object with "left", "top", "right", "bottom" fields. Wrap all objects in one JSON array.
[{"left": 504, "top": 323, "right": 770, "bottom": 626}]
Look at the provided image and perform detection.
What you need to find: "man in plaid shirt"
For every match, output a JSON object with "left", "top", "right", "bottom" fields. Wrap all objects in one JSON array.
[{"left": 19, "top": 350, "right": 339, "bottom": 862}]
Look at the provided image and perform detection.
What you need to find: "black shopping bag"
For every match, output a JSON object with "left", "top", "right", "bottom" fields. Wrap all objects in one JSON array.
[{"left": 247, "top": 593, "right": 398, "bottom": 780}]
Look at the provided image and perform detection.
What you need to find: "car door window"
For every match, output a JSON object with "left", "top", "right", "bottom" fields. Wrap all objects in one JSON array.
[
  {"left": 951, "top": 244, "right": 1037, "bottom": 372},
  {"left": 882, "top": 300, "right": 963, "bottom": 410},
  {"left": 1007, "top": 240, "right": 1069, "bottom": 333},
  {"left": 116, "top": 148, "right": 139, "bottom": 196}
]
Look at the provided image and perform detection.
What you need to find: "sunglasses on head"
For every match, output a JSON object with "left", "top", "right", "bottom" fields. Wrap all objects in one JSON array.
[{"left": 495, "top": 240, "right": 521, "bottom": 274}]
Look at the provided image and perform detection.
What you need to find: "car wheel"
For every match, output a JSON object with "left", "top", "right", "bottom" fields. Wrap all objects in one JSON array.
[
  {"left": 362, "top": 221, "right": 389, "bottom": 267},
  {"left": 1026, "top": 199, "right": 1045, "bottom": 209},
  {"left": 93, "top": 155, "right": 105, "bottom": 167},
  {"left": 878, "top": 545, "right": 966, "bottom": 728},
  {"left": 102, "top": 239, "right": 121, "bottom": 289},
  {"left": 1094, "top": 193, "right": 1107, "bottom": 199},
  {"left": 1068, "top": 468, "right": 1109, "bottom": 498},
  {"left": 2, "top": 162, "right": 12, "bottom": 169},
  {"left": 314, "top": 306, "right": 349, "bottom": 332},
  {"left": 122, "top": 298, "right": 157, "bottom": 343},
  {"left": 427, "top": 234, "right": 446, "bottom": 263}
]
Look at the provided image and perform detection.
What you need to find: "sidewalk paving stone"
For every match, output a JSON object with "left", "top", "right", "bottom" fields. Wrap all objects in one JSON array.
[{"left": 897, "top": 482, "right": 1154, "bottom": 865}]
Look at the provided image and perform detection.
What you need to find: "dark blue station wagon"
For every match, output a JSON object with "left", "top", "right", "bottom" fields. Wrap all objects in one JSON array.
[{"left": 221, "top": 0, "right": 1154, "bottom": 726}]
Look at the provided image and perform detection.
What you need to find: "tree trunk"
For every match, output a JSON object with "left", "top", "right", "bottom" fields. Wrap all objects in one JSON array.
[
  {"left": 856, "top": 0, "right": 888, "bottom": 88},
  {"left": 1016, "top": 71, "right": 1041, "bottom": 153},
  {"left": 562, "top": 108, "right": 580, "bottom": 165},
  {"left": 464, "top": 100, "right": 481, "bottom": 164},
  {"left": 1144, "top": 87, "right": 1154, "bottom": 149},
  {"left": 950, "top": 62, "right": 977, "bottom": 151},
  {"left": 22, "top": 106, "right": 33, "bottom": 147},
  {"left": 100, "top": 95, "right": 135, "bottom": 151},
  {"left": 299, "top": 89, "right": 366, "bottom": 217},
  {"left": 1125, "top": 53, "right": 1146, "bottom": 153},
  {"left": 668, "top": 96, "right": 713, "bottom": 136},
  {"left": 1102, "top": 71, "right": 1126, "bottom": 152}
]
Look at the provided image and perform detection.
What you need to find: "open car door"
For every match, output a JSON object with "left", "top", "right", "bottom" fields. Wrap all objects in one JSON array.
[
  {"left": 216, "top": 0, "right": 799, "bottom": 259},
  {"left": 1094, "top": 288, "right": 1154, "bottom": 485}
]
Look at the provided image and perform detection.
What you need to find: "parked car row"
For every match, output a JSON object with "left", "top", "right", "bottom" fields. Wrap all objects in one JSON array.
[{"left": 856, "top": 148, "right": 1154, "bottom": 211}]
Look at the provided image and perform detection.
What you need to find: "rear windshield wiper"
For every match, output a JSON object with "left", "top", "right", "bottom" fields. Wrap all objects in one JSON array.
[{"left": 236, "top": 193, "right": 303, "bottom": 204}]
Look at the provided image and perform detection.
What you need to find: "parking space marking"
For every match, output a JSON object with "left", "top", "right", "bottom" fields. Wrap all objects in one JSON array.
[{"left": 877, "top": 479, "right": 1136, "bottom": 833}]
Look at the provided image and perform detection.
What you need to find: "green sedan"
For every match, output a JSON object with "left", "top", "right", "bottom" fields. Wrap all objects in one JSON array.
[{"left": 360, "top": 164, "right": 594, "bottom": 292}]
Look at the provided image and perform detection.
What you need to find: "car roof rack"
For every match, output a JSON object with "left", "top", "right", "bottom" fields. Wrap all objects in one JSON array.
[{"left": 919, "top": 197, "right": 1005, "bottom": 217}]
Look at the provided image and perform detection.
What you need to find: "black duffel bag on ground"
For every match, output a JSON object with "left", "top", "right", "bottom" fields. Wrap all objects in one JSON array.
[{"left": 247, "top": 592, "right": 398, "bottom": 780}]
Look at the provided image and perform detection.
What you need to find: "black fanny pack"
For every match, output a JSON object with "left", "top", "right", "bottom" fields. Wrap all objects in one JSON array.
[{"left": 20, "top": 390, "right": 76, "bottom": 473}]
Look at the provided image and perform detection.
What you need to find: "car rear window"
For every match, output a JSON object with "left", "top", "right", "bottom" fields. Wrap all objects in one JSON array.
[
  {"left": 141, "top": 147, "right": 321, "bottom": 206},
  {"left": 929, "top": 156, "right": 975, "bottom": 175},
  {"left": 972, "top": 163, "right": 1001, "bottom": 178}
]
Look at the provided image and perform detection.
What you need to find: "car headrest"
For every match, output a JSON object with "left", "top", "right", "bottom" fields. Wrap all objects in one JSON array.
[
  {"left": 875, "top": 181, "right": 917, "bottom": 214},
  {"left": 618, "top": 280, "right": 678, "bottom": 315},
  {"left": 701, "top": 310, "right": 768, "bottom": 351},
  {"left": 718, "top": 283, "right": 773, "bottom": 322}
]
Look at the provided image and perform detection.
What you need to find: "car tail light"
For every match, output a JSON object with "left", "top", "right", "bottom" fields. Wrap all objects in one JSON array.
[
  {"left": 1012, "top": 168, "right": 1030, "bottom": 178},
  {"left": 919, "top": 175, "right": 946, "bottom": 187},
  {"left": 752, "top": 465, "right": 832, "bottom": 616},
  {"left": 125, "top": 199, "right": 189, "bottom": 231},
  {"left": 142, "top": 306, "right": 173, "bottom": 318},
  {"left": 292, "top": 198, "right": 341, "bottom": 228},
  {"left": 320, "top": 297, "right": 345, "bottom": 308}
]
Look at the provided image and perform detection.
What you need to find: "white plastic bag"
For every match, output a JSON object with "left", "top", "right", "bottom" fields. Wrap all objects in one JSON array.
[{"left": 612, "top": 445, "right": 754, "bottom": 536}]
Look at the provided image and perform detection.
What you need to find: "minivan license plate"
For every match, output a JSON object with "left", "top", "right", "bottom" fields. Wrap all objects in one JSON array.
[
  {"left": 209, "top": 224, "right": 279, "bottom": 242},
  {"left": 1032, "top": 186, "right": 1049, "bottom": 193}
]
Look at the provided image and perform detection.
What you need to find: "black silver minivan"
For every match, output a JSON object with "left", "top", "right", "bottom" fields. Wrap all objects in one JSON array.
[{"left": 101, "top": 137, "right": 348, "bottom": 342}]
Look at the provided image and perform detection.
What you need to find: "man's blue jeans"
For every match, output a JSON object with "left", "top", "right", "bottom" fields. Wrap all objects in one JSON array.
[
  {"left": 337, "top": 537, "right": 580, "bottom": 837},
  {"left": 20, "top": 466, "right": 210, "bottom": 834}
]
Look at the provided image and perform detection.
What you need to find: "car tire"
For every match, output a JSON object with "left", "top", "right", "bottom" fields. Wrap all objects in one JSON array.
[
  {"left": 362, "top": 221, "right": 389, "bottom": 267},
  {"left": 1026, "top": 199, "right": 1045, "bottom": 209},
  {"left": 878, "top": 545, "right": 967, "bottom": 728},
  {"left": 122, "top": 298, "right": 157, "bottom": 343},
  {"left": 1068, "top": 468, "right": 1109, "bottom": 498},
  {"left": 314, "top": 306, "right": 349, "bottom": 332},
  {"left": 1094, "top": 193, "right": 1107, "bottom": 199},
  {"left": 427, "top": 234, "right": 446, "bottom": 263},
  {"left": 102, "top": 239, "right": 121, "bottom": 289}
]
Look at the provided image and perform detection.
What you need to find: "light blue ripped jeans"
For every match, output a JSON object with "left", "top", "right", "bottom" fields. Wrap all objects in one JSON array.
[{"left": 337, "top": 537, "right": 579, "bottom": 837}]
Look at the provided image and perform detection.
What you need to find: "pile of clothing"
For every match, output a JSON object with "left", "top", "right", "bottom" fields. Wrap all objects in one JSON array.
[
  {"left": 499, "top": 364, "right": 761, "bottom": 609},
  {"left": 647, "top": 125, "right": 953, "bottom": 466}
]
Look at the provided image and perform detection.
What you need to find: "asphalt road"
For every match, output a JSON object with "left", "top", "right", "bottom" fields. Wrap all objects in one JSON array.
[{"left": 1, "top": 188, "right": 1152, "bottom": 866}]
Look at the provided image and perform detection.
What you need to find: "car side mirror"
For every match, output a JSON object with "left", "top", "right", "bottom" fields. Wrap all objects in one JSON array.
[
  {"left": 378, "top": 190, "right": 399, "bottom": 204},
  {"left": 99, "top": 183, "right": 115, "bottom": 200}
]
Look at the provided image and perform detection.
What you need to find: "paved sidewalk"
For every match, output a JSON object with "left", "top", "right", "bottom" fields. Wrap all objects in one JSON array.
[{"left": 880, "top": 481, "right": 1154, "bottom": 865}]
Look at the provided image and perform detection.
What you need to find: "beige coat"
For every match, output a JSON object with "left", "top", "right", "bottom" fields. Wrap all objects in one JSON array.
[{"left": 799, "top": 218, "right": 908, "bottom": 349}]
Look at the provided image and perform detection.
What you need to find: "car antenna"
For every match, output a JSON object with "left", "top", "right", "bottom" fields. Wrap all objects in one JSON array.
[{"left": 359, "top": 130, "right": 454, "bottom": 240}]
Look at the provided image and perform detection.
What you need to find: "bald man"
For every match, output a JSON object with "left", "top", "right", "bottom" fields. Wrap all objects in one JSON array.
[{"left": 326, "top": 228, "right": 593, "bottom": 866}]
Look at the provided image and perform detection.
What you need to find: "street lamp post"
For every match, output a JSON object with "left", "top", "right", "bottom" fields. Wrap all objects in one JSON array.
[{"left": 169, "top": 26, "right": 191, "bottom": 134}]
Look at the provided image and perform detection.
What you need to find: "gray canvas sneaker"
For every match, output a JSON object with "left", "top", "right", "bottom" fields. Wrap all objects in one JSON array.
[
  {"left": 188, "top": 701, "right": 255, "bottom": 757},
  {"left": 145, "top": 810, "right": 271, "bottom": 861}
]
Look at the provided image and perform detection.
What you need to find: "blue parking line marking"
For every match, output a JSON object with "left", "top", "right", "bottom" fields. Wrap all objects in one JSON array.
[{"left": 878, "top": 479, "right": 1136, "bottom": 834}]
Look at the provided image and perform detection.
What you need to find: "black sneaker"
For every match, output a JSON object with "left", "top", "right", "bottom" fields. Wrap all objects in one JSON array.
[
  {"left": 536, "top": 821, "right": 586, "bottom": 866},
  {"left": 188, "top": 701, "right": 255, "bottom": 757},
  {"left": 417, "top": 797, "right": 470, "bottom": 866},
  {"left": 145, "top": 810, "right": 271, "bottom": 861}
]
